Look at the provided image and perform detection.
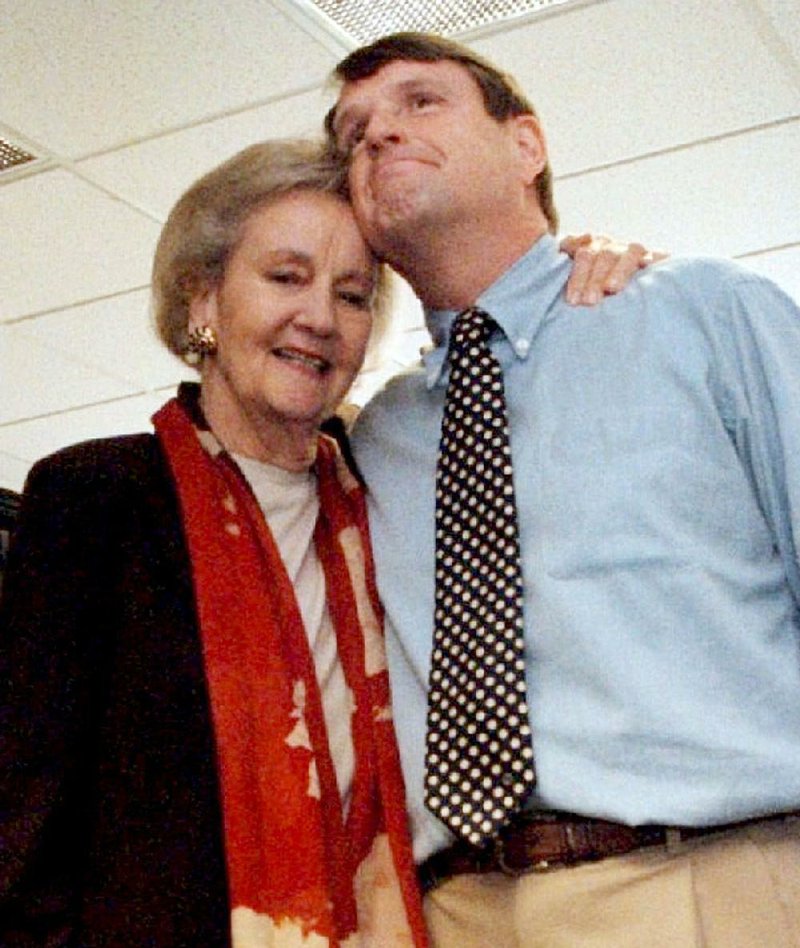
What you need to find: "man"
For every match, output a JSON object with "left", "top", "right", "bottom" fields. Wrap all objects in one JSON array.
[{"left": 325, "top": 32, "right": 800, "bottom": 947}]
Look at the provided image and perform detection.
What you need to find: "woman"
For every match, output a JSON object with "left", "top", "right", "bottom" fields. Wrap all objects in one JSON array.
[
  {"left": 0, "top": 140, "right": 426, "bottom": 947},
  {"left": 0, "top": 138, "right": 646, "bottom": 946}
]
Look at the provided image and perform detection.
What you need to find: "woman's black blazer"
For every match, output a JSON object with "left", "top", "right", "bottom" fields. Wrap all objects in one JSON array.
[{"left": 0, "top": 434, "right": 231, "bottom": 946}]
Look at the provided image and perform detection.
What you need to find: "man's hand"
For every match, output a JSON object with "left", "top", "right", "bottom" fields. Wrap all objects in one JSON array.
[{"left": 560, "top": 233, "right": 668, "bottom": 305}]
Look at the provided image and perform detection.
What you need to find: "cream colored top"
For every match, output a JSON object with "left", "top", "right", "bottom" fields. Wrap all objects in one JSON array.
[{"left": 235, "top": 454, "right": 355, "bottom": 813}]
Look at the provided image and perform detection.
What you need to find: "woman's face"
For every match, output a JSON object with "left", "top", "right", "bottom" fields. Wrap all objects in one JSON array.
[{"left": 190, "top": 190, "right": 377, "bottom": 463}]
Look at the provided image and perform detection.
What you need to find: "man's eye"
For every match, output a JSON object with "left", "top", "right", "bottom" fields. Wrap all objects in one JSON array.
[
  {"left": 339, "top": 122, "right": 366, "bottom": 156},
  {"left": 411, "top": 93, "right": 437, "bottom": 109}
]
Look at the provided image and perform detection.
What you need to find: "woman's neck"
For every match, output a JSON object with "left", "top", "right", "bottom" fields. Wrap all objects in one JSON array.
[{"left": 199, "top": 385, "right": 317, "bottom": 472}]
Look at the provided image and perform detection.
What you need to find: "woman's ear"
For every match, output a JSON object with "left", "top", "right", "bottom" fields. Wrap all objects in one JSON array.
[{"left": 188, "top": 286, "right": 218, "bottom": 334}]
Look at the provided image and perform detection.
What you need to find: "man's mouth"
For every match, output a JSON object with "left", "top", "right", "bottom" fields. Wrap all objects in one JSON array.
[
  {"left": 274, "top": 347, "right": 330, "bottom": 374},
  {"left": 374, "top": 156, "right": 424, "bottom": 178}
]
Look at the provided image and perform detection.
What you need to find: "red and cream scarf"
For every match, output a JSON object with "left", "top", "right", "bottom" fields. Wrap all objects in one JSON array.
[{"left": 153, "top": 389, "right": 427, "bottom": 947}]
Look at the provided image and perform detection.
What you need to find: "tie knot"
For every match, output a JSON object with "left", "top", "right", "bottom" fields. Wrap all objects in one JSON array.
[{"left": 450, "top": 307, "right": 494, "bottom": 353}]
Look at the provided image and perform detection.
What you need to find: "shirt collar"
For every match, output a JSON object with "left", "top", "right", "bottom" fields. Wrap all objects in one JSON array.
[{"left": 422, "top": 234, "right": 571, "bottom": 388}]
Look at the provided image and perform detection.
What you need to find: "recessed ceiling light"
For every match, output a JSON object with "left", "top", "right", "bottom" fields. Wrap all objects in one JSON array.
[{"left": 308, "top": 0, "right": 579, "bottom": 44}]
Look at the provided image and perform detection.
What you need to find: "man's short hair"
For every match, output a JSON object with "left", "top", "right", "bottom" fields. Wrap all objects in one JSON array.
[{"left": 326, "top": 32, "right": 558, "bottom": 234}]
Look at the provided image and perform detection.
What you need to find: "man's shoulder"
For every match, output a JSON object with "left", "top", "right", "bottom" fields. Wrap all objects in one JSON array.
[
  {"left": 639, "top": 254, "right": 776, "bottom": 297},
  {"left": 646, "top": 257, "right": 799, "bottom": 331}
]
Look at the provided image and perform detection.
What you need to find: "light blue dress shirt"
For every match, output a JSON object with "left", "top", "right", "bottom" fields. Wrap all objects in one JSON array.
[{"left": 352, "top": 234, "right": 800, "bottom": 863}]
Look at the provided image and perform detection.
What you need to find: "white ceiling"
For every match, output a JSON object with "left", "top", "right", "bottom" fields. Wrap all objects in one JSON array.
[{"left": 1, "top": 0, "right": 798, "bottom": 491}]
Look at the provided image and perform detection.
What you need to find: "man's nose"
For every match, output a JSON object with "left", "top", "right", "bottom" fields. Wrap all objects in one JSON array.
[{"left": 364, "top": 107, "right": 403, "bottom": 153}]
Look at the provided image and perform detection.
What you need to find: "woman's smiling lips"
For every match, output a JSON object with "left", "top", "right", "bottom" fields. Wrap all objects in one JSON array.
[{"left": 273, "top": 346, "right": 331, "bottom": 374}]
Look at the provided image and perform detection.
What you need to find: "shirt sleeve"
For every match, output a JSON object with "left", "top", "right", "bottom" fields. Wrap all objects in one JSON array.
[{"left": 713, "top": 270, "right": 800, "bottom": 607}]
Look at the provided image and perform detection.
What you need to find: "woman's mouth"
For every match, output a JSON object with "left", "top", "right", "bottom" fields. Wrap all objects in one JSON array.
[{"left": 274, "top": 347, "right": 330, "bottom": 374}]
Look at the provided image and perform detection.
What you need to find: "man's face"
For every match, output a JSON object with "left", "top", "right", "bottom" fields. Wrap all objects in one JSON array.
[{"left": 331, "top": 59, "right": 543, "bottom": 258}]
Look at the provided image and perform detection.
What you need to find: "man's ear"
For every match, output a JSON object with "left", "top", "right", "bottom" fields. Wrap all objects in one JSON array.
[
  {"left": 511, "top": 113, "right": 548, "bottom": 186},
  {"left": 188, "top": 285, "right": 218, "bottom": 333}
]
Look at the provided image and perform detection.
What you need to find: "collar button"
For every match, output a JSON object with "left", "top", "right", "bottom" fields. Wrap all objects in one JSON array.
[{"left": 514, "top": 338, "right": 530, "bottom": 357}]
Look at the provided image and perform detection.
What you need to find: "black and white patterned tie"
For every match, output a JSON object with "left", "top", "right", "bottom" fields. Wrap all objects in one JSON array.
[{"left": 425, "top": 307, "right": 535, "bottom": 847}]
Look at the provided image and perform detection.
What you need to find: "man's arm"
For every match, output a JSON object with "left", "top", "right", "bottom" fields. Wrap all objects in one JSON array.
[{"left": 713, "top": 270, "right": 800, "bottom": 604}]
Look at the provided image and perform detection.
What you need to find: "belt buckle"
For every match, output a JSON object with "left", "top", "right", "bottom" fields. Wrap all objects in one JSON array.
[{"left": 494, "top": 830, "right": 552, "bottom": 876}]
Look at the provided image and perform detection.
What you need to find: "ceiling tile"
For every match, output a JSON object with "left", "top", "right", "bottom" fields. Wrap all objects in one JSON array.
[
  {"left": 556, "top": 121, "right": 800, "bottom": 262},
  {"left": 76, "top": 88, "right": 336, "bottom": 219},
  {"left": 0, "top": 323, "right": 137, "bottom": 426},
  {"left": 0, "top": 169, "right": 161, "bottom": 321},
  {"left": 754, "top": 0, "right": 800, "bottom": 68},
  {"left": 17, "top": 290, "right": 195, "bottom": 391},
  {"left": 0, "top": 392, "right": 170, "bottom": 473},
  {"left": 475, "top": 0, "right": 800, "bottom": 175},
  {"left": 1, "top": 0, "right": 340, "bottom": 158}
]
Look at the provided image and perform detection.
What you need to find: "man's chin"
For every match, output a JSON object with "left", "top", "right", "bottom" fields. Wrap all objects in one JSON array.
[{"left": 358, "top": 195, "right": 430, "bottom": 250}]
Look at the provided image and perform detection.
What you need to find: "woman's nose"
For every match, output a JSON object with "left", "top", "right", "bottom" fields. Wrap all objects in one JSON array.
[{"left": 294, "top": 287, "right": 336, "bottom": 335}]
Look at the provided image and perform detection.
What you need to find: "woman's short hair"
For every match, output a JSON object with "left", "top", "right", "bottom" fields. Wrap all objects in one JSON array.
[{"left": 152, "top": 138, "right": 391, "bottom": 364}]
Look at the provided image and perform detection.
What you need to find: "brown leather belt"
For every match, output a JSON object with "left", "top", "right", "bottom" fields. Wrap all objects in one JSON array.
[{"left": 418, "top": 810, "right": 797, "bottom": 895}]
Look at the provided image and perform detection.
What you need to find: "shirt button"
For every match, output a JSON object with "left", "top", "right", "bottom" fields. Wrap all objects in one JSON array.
[{"left": 515, "top": 338, "right": 530, "bottom": 357}]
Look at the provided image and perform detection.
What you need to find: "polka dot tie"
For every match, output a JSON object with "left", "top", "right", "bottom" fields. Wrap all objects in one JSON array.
[{"left": 425, "top": 307, "right": 536, "bottom": 847}]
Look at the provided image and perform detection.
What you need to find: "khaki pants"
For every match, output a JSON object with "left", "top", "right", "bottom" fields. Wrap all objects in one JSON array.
[{"left": 424, "top": 817, "right": 800, "bottom": 947}]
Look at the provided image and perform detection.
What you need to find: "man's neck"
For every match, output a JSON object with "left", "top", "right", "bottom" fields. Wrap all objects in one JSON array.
[{"left": 385, "top": 216, "right": 550, "bottom": 311}]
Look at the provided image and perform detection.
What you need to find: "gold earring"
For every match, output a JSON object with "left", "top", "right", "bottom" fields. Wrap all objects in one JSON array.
[{"left": 186, "top": 325, "right": 218, "bottom": 357}]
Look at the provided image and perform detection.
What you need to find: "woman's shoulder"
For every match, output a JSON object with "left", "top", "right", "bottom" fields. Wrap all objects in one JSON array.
[{"left": 26, "top": 433, "right": 168, "bottom": 498}]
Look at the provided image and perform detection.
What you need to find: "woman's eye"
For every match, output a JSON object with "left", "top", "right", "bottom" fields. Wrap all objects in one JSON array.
[
  {"left": 269, "top": 270, "right": 302, "bottom": 285},
  {"left": 338, "top": 290, "right": 371, "bottom": 309}
]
